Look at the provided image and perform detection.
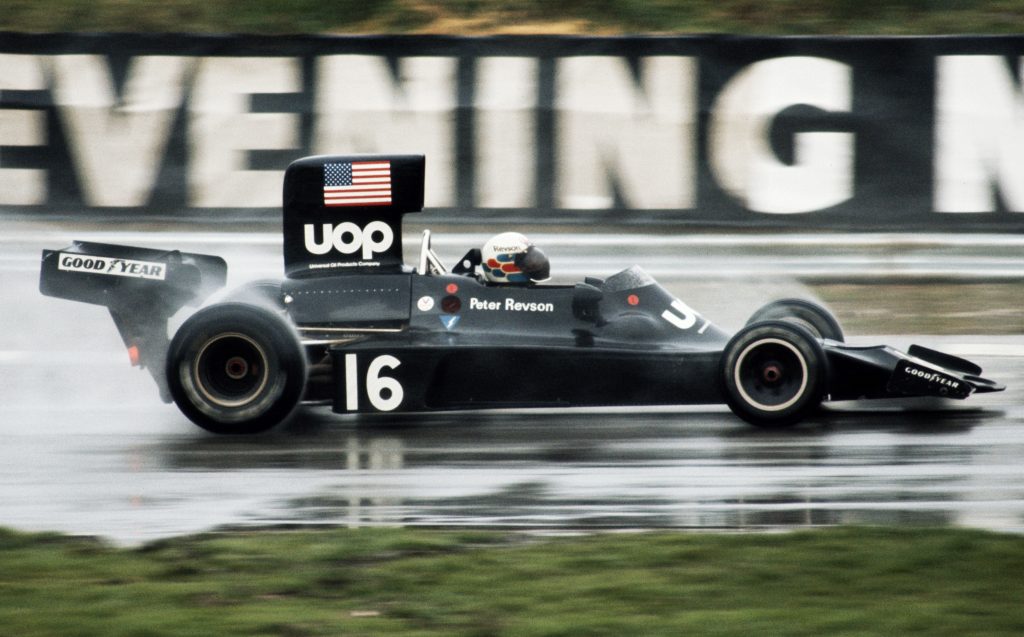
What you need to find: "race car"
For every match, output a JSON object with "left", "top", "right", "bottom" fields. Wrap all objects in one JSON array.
[{"left": 39, "top": 154, "right": 1004, "bottom": 434}]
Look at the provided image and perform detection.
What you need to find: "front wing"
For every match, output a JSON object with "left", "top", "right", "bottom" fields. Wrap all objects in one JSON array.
[{"left": 825, "top": 342, "right": 1003, "bottom": 402}]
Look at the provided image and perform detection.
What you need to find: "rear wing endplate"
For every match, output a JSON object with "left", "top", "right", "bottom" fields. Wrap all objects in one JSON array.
[{"left": 282, "top": 154, "right": 425, "bottom": 279}]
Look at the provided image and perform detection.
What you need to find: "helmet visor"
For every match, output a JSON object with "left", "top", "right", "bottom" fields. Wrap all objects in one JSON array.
[{"left": 515, "top": 245, "right": 550, "bottom": 282}]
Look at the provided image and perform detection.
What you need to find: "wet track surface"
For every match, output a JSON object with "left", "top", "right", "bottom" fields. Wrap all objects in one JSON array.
[{"left": 2, "top": 225, "right": 1024, "bottom": 544}]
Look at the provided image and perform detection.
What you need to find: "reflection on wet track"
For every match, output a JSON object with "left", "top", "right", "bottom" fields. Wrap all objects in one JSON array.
[
  {"left": 3, "top": 354, "right": 1022, "bottom": 545},
  {"left": 168, "top": 387, "right": 1024, "bottom": 533},
  {"left": 2, "top": 228, "right": 1023, "bottom": 544}
]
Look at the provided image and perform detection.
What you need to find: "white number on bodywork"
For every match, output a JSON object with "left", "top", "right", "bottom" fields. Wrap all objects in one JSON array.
[
  {"left": 344, "top": 354, "right": 404, "bottom": 412},
  {"left": 662, "top": 299, "right": 711, "bottom": 334}
]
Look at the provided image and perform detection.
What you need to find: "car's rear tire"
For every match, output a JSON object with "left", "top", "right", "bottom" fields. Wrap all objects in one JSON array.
[
  {"left": 223, "top": 278, "right": 286, "bottom": 310},
  {"left": 746, "top": 298, "right": 844, "bottom": 342},
  {"left": 166, "top": 302, "right": 306, "bottom": 434},
  {"left": 721, "top": 320, "right": 827, "bottom": 428}
]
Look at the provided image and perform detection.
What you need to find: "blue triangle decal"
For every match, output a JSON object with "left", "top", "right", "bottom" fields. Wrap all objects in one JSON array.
[{"left": 440, "top": 315, "right": 460, "bottom": 331}]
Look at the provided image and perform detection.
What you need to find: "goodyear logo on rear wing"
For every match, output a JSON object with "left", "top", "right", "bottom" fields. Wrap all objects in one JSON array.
[{"left": 58, "top": 253, "right": 167, "bottom": 281}]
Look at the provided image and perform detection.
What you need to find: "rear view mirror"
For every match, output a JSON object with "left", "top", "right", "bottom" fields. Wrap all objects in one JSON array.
[{"left": 572, "top": 282, "right": 604, "bottom": 325}]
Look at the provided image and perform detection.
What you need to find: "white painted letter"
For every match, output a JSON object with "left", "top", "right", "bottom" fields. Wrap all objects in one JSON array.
[
  {"left": 556, "top": 56, "right": 697, "bottom": 210},
  {"left": 189, "top": 57, "right": 300, "bottom": 208},
  {"left": 935, "top": 55, "right": 1024, "bottom": 212},
  {"left": 314, "top": 56, "right": 456, "bottom": 207},
  {"left": 709, "top": 56, "right": 853, "bottom": 214},
  {"left": 475, "top": 57, "right": 538, "bottom": 208},
  {"left": 0, "top": 54, "right": 46, "bottom": 205},
  {"left": 52, "top": 55, "right": 191, "bottom": 207}
]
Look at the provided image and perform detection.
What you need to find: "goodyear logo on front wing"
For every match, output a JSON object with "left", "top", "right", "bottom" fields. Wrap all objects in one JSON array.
[
  {"left": 903, "top": 364, "right": 961, "bottom": 390},
  {"left": 888, "top": 359, "right": 972, "bottom": 400},
  {"left": 58, "top": 253, "right": 167, "bottom": 280}
]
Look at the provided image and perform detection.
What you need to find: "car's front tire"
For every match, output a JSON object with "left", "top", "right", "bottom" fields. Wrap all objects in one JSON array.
[
  {"left": 166, "top": 302, "right": 306, "bottom": 434},
  {"left": 746, "top": 298, "right": 844, "bottom": 342},
  {"left": 721, "top": 320, "right": 827, "bottom": 428}
]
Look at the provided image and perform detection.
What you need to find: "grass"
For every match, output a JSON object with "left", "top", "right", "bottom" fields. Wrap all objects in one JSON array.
[
  {"left": 2, "top": 0, "right": 1024, "bottom": 34},
  {"left": 2, "top": 526, "right": 1024, "bottom": 636},
  {"left": 814, "top": 282, "right": 1024, "bottom": 335}
]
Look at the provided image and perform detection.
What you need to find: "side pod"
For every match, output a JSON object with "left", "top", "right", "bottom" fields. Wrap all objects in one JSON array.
[{"left": 40, "top": 241, "right": 227, "bottom": 401}]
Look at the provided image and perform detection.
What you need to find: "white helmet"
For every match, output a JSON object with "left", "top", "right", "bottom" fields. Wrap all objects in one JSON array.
[{"left": 481, "top": 232, "right": 550, "bottom": 284}]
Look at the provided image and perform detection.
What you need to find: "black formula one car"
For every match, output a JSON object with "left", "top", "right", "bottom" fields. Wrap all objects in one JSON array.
[{"left": 40, "top": 154, "right": 1004, "bottom": 434}]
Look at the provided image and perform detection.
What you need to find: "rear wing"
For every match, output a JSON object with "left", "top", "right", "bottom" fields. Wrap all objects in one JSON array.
[
  {"left": 40, "top": 241, "right": 227, "bottom": 401},
  {"left": 40, "top": 241, "right": 226, "bottom": 312},
  {"left": 282, "top": 154, "right": 425, "bottom": 279}
]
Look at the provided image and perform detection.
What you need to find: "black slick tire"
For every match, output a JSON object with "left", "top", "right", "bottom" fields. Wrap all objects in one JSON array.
[
  {"left": 721, "top": 320, "right": 828, "bottom": 428},
  {"left": 166, "top": 302, "right": 306, "bottom": 434}
]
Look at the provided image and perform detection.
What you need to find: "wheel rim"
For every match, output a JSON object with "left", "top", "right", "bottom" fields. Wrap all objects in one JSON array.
[
  {"left": 734, "top": 338, "right": 809, "bottom": 412},
  {"left": 192, "top": 333, "right": 270, "bottom": 408}
]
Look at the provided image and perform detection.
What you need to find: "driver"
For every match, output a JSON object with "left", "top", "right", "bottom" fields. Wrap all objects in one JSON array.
[{"left": 481, "top": 232, "right": 550, "bottom": 285}]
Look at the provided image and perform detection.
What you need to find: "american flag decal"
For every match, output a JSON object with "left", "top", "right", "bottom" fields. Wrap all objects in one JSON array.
[{"left": 323, "top": 161, "right": 392, "bottom": 207}]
